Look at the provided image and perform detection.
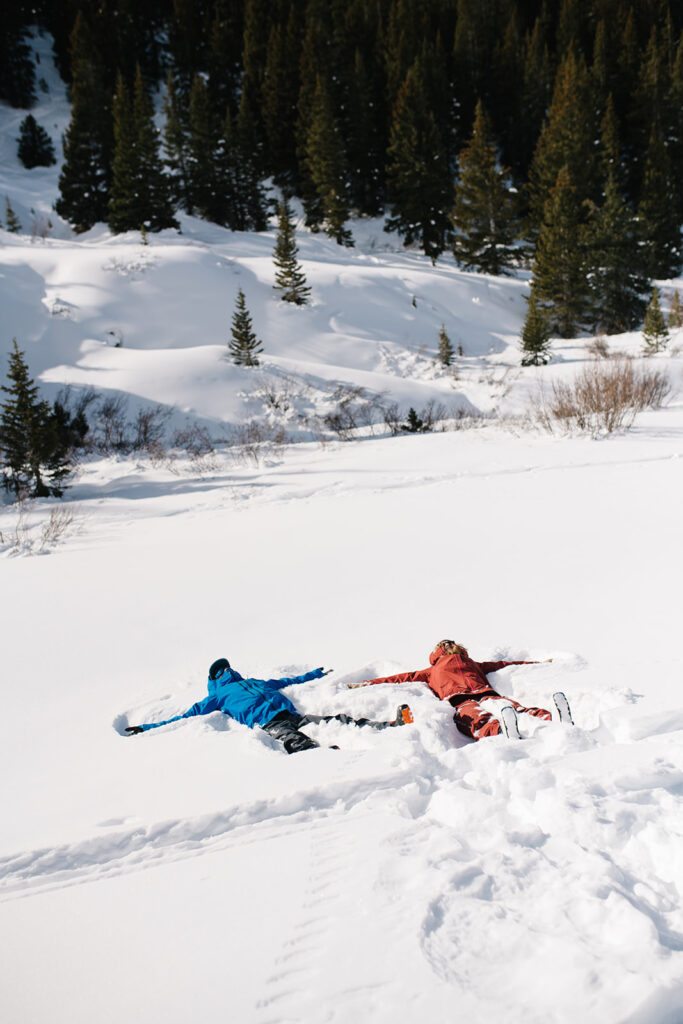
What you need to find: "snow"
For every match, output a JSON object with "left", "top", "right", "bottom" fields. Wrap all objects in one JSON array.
[{"left": 1, "top": 33, "right": 683, "bottom": 1024}]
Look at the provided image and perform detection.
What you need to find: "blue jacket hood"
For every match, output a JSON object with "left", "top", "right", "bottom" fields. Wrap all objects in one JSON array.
[{"left": 207, "top": 664, "right": 243, "bottom": 695}]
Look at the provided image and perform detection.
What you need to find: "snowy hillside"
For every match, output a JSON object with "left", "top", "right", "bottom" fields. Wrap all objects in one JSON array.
[{"left": 2, "top": 33, "right": 683, "bottom": 1024}]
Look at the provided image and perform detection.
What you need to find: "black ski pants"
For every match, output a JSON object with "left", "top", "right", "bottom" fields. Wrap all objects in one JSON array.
[{"left": 262, "top": 709, "right": 395, "bottom": 754}]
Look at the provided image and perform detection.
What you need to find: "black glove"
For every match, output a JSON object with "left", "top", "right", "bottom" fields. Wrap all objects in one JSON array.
[
  {"left": 318, "top": 667, "right": 333, "bottom": 676},
  {"left": 125, "top": 726, "right": 144, "bottom": 735}
]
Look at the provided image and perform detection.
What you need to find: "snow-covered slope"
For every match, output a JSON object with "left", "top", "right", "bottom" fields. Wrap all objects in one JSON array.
[{"left": 1, "top": 33, "right": 683, "bottom": 1024}]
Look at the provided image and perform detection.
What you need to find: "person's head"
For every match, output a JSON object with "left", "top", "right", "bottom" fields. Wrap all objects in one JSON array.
[
  {"left": 208, "top": 657, "right": 231, "bottom": 682},
  {"left": 431, "top": 639, "right": 468, "bottom": 659}
]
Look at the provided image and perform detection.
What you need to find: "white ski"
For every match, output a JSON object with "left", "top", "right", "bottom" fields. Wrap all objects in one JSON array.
[
  {"left": 553, "top": 691, "right": 574, "bottom": 725},
  {"left": 500, "top": 705, "right": 522, "bottom": 740}
]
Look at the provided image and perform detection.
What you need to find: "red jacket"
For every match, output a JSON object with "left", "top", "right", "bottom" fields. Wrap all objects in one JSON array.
[{"left": 365, "top": 649, "right": 536, "bottom": 702}]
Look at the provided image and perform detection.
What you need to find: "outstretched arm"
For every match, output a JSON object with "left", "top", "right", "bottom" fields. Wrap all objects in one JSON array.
[
  {"left": 268, "top": 667, "right": 331, "bottom": 691},
  {"left": 479, "top": 658, "right": 552, "bottom": 675},
  {"left": 125, "top": 694, "right": 221, "bottom": 734},
  {"left": 349, "top": 669, "right": 430, "bottom": 689}
]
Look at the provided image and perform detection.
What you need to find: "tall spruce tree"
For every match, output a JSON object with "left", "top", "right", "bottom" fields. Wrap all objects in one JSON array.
[
  {"left": 17, "top": 116, "right": 56, "bottom": 169},
  {"left": 229, "top": 288, "right": 263, "bottom": 366},
  {"left": 0, "top": 341, "right": 70, "bottom": 498},
  {"left": 187, "top": 74, "right": 221, "bottom": 222},
  {"left": 531, "top": 165, "right": 589, "bottom": 338},
  {"left": 0, "top": 15, "right": 36, "bottom": 108},
  {"left": 642, "top": 286, "right": 669, "bottom": 354},
  {"left": 130, "top": 67, "right": 177, "bottom": 232},
  {"left": 637, "top": 126, "right": 682, "bottom": 279},
  {"left": 451, "top": 101, "right": 518, "bottom": 275},
  {"left": 385, "top": 58, "right": 452, "bottom": 260},
  {"left": 233, "top": 89, "right": 268, "bottom": 232},
  {"left": 163, "top": 71, "right": 192, "bottom": 212},
  {"left": 587, "top": 99, "right": 648, "bottom": 333},
  {"left": 304, "top": 75, "right": 353, "bottom": 246},
  {"left": 273, "top": 201, "right": 310, "bottom": 305},
  {"left": 520, "top": 288, "right": 552, "bottom": 365},
  {"left": 56, "top": 13, "right": 113, "bottom": 232},
  {"left": 107, "top": 74, "right": 137, "bottom": 233},
  {"left": 527, "top": 46, "right": 596, "bottom": 234}
]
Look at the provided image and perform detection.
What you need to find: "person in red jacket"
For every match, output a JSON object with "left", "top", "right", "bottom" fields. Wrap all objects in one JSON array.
[{"left": 350, "top": 640, "right": 556, "bottom": 740}]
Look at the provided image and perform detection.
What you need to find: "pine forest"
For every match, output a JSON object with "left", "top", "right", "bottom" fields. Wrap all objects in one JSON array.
[{"left": 5, "top": 0, "right": 683, "bottom": 338}]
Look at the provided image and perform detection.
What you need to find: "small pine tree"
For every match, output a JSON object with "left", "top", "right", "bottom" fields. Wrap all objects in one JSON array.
[
  {"left": 273, "top": 201, "right": 311, "bottom": 305},
  {"left": 5, "top": 197, "right": 21, "bottom": 233},
  {"left": 0, "top": 340, "right": 71, "bottom": 497},
  {"left": 17, "top": 115, "right": 56, "bottom": 169},
  {"left": 229, "top": 288, "right": 263, "bottom": 366},
  {"left": 521, "top": 290, "right": 552, "bottom": 365},
  {"left": 402, "top": 407, "right": 425, "bottom": 433},
  {"left": 642, "top": 287, "right": 669, "bottom": 355},
  {"left": 669, "top": 290, "right": 683, "bottom": 328},
  {"left": 437, "top": 325, "right": 455, "bottom": 366}
]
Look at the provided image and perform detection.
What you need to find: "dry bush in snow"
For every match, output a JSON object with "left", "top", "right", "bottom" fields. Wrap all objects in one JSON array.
[{"left": 532, "top": 359, "right": 671, "bottom": 436}]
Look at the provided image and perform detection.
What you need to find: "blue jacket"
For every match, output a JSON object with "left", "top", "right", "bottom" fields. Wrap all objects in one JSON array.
[{"left": 139, "top": 664, "right": 324, "bottom": 732}]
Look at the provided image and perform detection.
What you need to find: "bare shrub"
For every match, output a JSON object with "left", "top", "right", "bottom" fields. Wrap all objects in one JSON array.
[
  {"left": 97, "top": 396, "right": 129, "bottom": 452},
  {"left": 172, "top": 422, "right": 215, "bottom": 457},
  {"left": 382, "top": 402, "right": 402, "bottom": 436},
  {"left": 130, "top": 404, "right": 173, "bottom": 453},
  {"left": 40, "top": 506, "right": 75, "bottom": 547},
  {"left": 225, "top": 421, "right": 288, "bottom": 465},
  {"left": 533, "top": 359, "right": 671, "bottom": 436},
  {"left": 587, "top": 335, "right": 610, "bottom": 359}
]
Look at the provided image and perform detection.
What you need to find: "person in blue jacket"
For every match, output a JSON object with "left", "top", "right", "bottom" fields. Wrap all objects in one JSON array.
[{"left": 125, "top": 657, "right": 412, "bottom": 753}]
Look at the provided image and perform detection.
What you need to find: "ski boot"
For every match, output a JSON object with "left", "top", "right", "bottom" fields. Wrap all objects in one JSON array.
[
  {"left": 393, "top": 704, "right": 414, "bottom": 726},
  {"left": 500, "top": 705, "right": 522, "bottom": 740},
  {"left": 553, "top": 692, "right": 574, "bottom": 725}
]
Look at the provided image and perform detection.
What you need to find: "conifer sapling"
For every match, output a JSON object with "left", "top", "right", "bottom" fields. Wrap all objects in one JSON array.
[
  {"left": 273, "top": 201, "right": 311, "bottom": 305},
  {"left": 437, "top": 325, "right": 455, "bottom": 367},
  {"left": 642, "top": 286, "right": 669, "bottom": 355},
  {"left": 229, "top": 288, "right": 263, "bottom": 366}
]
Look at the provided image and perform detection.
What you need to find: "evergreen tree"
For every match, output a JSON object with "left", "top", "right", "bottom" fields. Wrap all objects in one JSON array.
[
  {"left": 437, "top": 325, "right": 455, "bottom": 367},
  {"left": 261, "top": 18, "right": 299, "bottom": 188},
  {"left": 56, "top": 13, "right": 113, "bottom": 232},
  {"left": 187, "top": 74, "right": 221, "bottom": 222},
  {"left": 516, "top": 15, "right": 554, "bottom": 182},
  {"left": 130, "top": 67, "right": 177, "bottom": 232},
  {"left": 163, "top": 71, "right": 192, "bottom": 212},
  {"left": 520, "top": 289, "right": 551, "bottom": 366},
  {"left": 451, "top": 101, "right": 518, "bottom": 275},
  {"left": 107, "top": 74, "right": 137, "bottom": 233},
  {"left": 0, "top": 16, "right": 36, "bottom": 109},
  {"left": 642, "top": 286, "right": 669, "bottom": 355},
  {"left": 345, "top": 47, "right": 386, "bottom": 216},
  {"left": 17, "top": 115, "right": 56, "bottom": 170},
  {"left": 5, "top": 197, "right": 21, "bottom": 233},
  {"left": 229, "top": 288, "right": 263, "bottom": 366},
  {"left": 273, "top": 201, "right": 310, "bottom": 305},
  {"left": 531, "top": 165, "right": 589, "bottom": 338},
  {"left": 233, "top": 88, "right": 268, "bottom": 232},
  {"left": 385, "top": 58, "right": 452, "bottom": 260},
  {"left": 637, "top": 126, "right": 682, "bottom": 279},
  {"left": 669, "top": 290, "right": 683, "bottom": 329},
  {"left": 402, "top": 407, "right": 425, "bottom": 433},
  {"left": 0, "top": 341, "right": 70, "bottom": 498},
  {"left": 207, "top": 0, "right": 243, "bottom": 115},
  {"left": 304, "top": 75, "right": 353, "bottom": 246},
  {"left": 587, "top": 99, "right": 648, "bottom": 334},
  {"left": 527, "top": 46, "right": 596, "bottom": 233}
]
